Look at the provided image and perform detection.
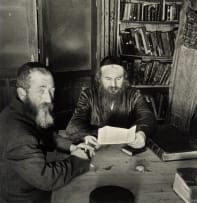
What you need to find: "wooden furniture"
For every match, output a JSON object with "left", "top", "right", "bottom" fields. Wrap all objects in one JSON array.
[
  {"left": 116, "top": 0, "right": 183, "bottom": 122},
  {"left": 169, "top": 1, "right": 197, "bottom": 132},
  {"left": 51, "top": 144, "right": 195, "bottom": 203},
  {"left": 38, "top": 0, "right": 97, "bottom": 72}
]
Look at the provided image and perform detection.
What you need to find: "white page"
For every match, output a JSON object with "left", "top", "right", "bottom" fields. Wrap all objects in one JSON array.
[{"left": 98, "top": 125, "right": 136, "bottom": 145}]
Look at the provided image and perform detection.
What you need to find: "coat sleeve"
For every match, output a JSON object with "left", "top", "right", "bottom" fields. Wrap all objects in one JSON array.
[
  {"left": 133, "top": 91, "right": 156, "bottom": 137},
  {"left": 65, "top": 88, "right": 96, "bottom": 142},
  {"left": 6, "top": 134, "right": 90, "bottom": 191},
  {"left": 53, "top": 133, "right": 73, "bottom": 152}
]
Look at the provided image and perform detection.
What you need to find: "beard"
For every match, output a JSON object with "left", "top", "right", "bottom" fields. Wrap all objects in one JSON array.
[
  {"left": 99, "top": 82, "right": 125, "bottom": 105},
  {"left": 35, "top": 103, "right": 54, "bottom": 129},
  {"left": 24, "top": 98, "right": 54, "bottom": 129},
  {"left": 98, "top": 82, "right": 126, "bottom": 122}
]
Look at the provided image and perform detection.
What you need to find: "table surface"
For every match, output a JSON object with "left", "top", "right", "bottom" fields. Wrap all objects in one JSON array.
[{"left": 52, "top": 145, "right": 195, "bottom": 203}]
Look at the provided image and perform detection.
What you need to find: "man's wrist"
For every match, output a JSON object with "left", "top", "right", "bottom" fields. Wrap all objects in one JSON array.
[
  {"left": 70, "top": 144, "right": 77, "bottom": 152},
  {"left": 136, "top": 131, "right": 146, "bottom": 141}
]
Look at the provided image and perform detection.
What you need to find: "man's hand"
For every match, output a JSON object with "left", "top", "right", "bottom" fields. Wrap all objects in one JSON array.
[
  {"left": 84, "top": 135, "right": 100, "bottom": 149},
  {"left": 128, "top": 131, "right": 146, "bottom": 149},
  {"left": 70, "top": 142, "right": 95, "bottom": 158},
  {"left": 71, "top": 148, "right": 92, "bottom": 160}
]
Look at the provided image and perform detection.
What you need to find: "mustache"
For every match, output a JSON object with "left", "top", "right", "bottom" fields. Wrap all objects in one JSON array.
[
  {"left": 39, "top": 102, "right": 54, "bottom": 111},
  {"left": 108, "top": 86, "right": 121, "bottom": 91}
]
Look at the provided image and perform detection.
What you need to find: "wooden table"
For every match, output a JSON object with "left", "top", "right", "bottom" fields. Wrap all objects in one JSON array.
[{"left": 52, "top": 145, "right": 196, "bottom": 203}]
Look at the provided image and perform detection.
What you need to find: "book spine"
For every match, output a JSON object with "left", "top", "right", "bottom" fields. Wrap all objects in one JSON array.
[{"left": 147, "top": 138, "right": 166, "bottom": 160}]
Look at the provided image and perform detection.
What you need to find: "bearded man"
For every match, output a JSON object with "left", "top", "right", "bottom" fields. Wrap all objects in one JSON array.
[
  {"left": 0, "top": 62, "right": 93, "bottom": 203},
  {"left": 66, "top": 56, "right": 156, "bottom": 149}
]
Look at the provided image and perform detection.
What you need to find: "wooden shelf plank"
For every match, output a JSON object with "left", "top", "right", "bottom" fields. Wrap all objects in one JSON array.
[
  {"left": 131, "top": 85, "right": 170, "bottom": 88},
  {"left": 120, "top": 20, "right": 179, "bottom": 24},
  {"left": 120, "top": 54, "right": 173, "bottom": 62}
]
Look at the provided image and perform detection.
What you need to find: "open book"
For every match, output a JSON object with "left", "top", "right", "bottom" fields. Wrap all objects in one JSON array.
[{"left": 98, "top": 125, "right": 136, "bottom": 145}]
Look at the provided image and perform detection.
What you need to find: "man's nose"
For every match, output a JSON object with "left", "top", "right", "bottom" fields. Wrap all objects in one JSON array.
[
  {"left": 43, "top": 91, "right": 53, "bottom": 103},
  {"left": 111, "top": 79, "right": 117, "bottom": 87}
]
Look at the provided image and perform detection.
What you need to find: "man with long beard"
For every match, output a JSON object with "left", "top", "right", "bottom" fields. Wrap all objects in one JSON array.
[
  {"left": 66, "top": 56, "right": 156, "bottom": 149},
  {"left": 0, "top": 62, "right": 93, "bottom": 203}
]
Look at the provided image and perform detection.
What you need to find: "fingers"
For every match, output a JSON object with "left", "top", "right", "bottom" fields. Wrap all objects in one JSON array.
[
  {"left": 75, "top": 142, "right": 96, "bottom": 159},
  {"left": 77, "top": 143, "right": 95, "bottom": 152},
  {"left": 84, "top": 136, "right": 98, "bottom": 146},
  {"left": 71, "top": 136, "right": 99, "bottom": 160},
  {"left": 86, "top": 148, "right": 95, "bottom": 159},
  {"left": 85, "top": 136, "right": 101, "bottom": 152},
  {"left": 129, "top": 141, "right": 145, "bottom": 149},
  {"left": 128, "top": 131, "right": 146, "bottom": 149}
]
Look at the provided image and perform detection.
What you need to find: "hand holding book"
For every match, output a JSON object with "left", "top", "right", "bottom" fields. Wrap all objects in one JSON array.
[{"left": 128, "top": 131, "right": 146, "bottom": 149}]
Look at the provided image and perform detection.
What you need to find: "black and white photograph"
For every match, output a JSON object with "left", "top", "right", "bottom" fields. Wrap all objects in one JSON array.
[{"left": 0, "top": 0, "right": 197, "bottom": 202}]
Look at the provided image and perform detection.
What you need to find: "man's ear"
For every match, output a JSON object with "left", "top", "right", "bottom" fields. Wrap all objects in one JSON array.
[{"left": 17, "top": 87, "right": 27, "bottom": 101}]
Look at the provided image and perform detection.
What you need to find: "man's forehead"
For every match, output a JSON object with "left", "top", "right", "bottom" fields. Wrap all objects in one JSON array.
[
  {"left": 101, "top": 64, "right": 124, "bottom": 75},
  {"left": 29, "top": 71, "right": 54, "bottom": 87}
]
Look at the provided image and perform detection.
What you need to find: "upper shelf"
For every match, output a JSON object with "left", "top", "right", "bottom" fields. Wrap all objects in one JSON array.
[
  {"left": 120, "top": 20, "right": 180, "bottom": 24},
  {"left": 120, "top": 54, "right": 173, "bottom": 62}
]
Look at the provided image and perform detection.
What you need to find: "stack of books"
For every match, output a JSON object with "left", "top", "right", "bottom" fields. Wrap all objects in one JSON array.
[{"left": 173, "top": 168, "right": 197, "bottom": 203}]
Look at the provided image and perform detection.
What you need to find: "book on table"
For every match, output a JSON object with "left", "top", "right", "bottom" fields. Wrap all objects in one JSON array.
[
  {"left": 147, "top": 125, "right": 197, "bottom": 161},
  {"left": 173, "top": 167, "right": 197, "bottom": 203}
]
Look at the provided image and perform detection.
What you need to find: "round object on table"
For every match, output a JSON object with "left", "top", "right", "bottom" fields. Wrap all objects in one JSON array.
[
  {"left": 135, "top": 165, "right": 145, "bottom": 172},
  {"left": 89, "top": 185, "right": 135, "bottom": 203}
]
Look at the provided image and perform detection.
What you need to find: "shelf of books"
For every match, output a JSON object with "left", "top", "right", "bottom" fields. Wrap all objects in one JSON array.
[
  {"left": 117, "top": 0, "right": 183, "bottom": 121},
  {"left": 119, "top": 0, "right": 182, "bottom": 23}
]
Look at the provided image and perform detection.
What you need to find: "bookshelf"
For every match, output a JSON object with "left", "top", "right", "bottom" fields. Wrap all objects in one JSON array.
[{"left": 117, "top": 0, "right": 183, "bottom": 121}]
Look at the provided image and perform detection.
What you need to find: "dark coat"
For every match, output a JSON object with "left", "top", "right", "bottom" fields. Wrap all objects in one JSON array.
[
  {"left": 0, "top": 98, "right": 90, "bottom": 203},
  {"left": 66, "top": 86, "right": 156, "bottom": 142}
]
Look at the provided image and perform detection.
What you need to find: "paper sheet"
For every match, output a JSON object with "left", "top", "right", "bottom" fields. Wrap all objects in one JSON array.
[{"left": 98, "top": 125, "right": 136, "bottom": 145}]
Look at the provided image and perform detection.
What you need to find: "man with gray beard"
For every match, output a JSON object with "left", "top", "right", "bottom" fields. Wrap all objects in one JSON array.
[
  {"left": 0, "top": 62, "right": 94, "bottom": 203},
  {"left": 66, "top": 56, "right": 156, "bottom": 149}
]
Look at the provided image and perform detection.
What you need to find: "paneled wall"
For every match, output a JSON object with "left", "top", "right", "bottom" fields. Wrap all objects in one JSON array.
[{"left": 99, "top": 0, "right": 118, "bottom": 61}]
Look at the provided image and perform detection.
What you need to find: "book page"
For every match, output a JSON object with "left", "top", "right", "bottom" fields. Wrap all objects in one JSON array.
[{"left": 98, "top": 125, "right": 136, "bottom": 145}]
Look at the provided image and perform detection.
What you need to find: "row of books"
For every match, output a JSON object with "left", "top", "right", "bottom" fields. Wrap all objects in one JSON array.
[
  {"left": 130, "top": 60, "right": 171, "bottom": 85},
  {"left": 120, "top": 0, "right": 182, "bottom": 22},
  {"left": 144, "top": 93, "right": 168, "bottom": 120},
  {"left": 119, "top": 27, "right": 177, "bottom": 56}
]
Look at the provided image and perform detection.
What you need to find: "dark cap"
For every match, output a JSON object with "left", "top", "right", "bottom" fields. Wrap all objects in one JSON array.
[
  {"left": 100, "top": 56, "right": 122, "bottom": 68},
  {"left": 89, "top": 185, "right": 135, "bottom": 203}
]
